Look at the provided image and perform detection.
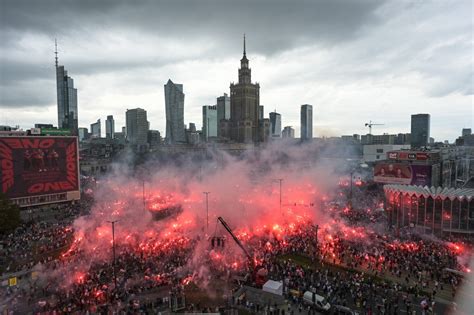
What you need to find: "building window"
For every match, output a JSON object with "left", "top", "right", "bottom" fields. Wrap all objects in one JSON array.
[
  {"left": 376, "top": 149, "right": 384, "bottom": 153},
  {"left": 376, "top": 155, "right": 380, "bottom": 159}
]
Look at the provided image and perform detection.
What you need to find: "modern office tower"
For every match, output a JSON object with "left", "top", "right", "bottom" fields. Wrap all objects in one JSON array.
[
  {"left": 410, "top": 114, "right": 430, "bottom": 148},
  {"left": 216, "top": 93, "right": 230, "bottom": 137},
  {"left": 269, "top": 111, "right": 282, "bottom": 138},
  {"left": 462, "top": 128, "right": 471, "bottom": 137},
  {"left": 126, "top": 108, "right": 149, "bottom": 146},
  {"left": 90, "top": 119, "right": 101, "bottom": 138},
  {"left": 300, "top": 104, "right": 313, "bottom": 141},
  {"left": 147, "top": 130, "right": 161, "bottom": 147},
  {"left": 105, "top": 115, "right": 115, "bottom": 139},
  {"left": 78, "top": 127, "right": 89, "bottom": 141},
  {"left": 164, "top": 79, "right": 185, "bottom": 143},
  {"left": 55, "top": 41, "right": 78, "bottom": 135},
  {"left": 259, "top": 106, "right": 264, "bottom": 120},
  {"left": 282, "top": 126, "right": 295, "bottom": 138},
  {"left": 228, "top": 35, "right": 262, "bottom": 143},
  {"left": 203, "top": 105, "right": 218, "bottom": 140}
]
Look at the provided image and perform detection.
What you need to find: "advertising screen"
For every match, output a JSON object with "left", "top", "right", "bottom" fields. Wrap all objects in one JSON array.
[
  {"left": 0, "top": 137, "right": 79, "bottom": 199},
  {"left": 374, "top": 162, "right": 432, "bottom": 186}
]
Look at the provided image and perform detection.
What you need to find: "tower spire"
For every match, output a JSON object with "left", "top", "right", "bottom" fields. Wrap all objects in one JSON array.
[
  {"left": 243, "top": 33, "right": 246, "bottom": 57},
  {"left": 54, "top": 38, "right": 58, "bottom": 68}
]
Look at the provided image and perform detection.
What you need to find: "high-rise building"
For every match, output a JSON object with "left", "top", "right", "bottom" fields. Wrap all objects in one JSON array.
[
  {"left": 216, "top": 93, "right": 230, "bottom": 137},
  {"left": 105, "top": 115, "right": 115, "bottom": 139},
  {"left": 217, "top": 94, "right": 230, "bottom": 121},
  {"left": 55, "top": 41, "right": 78, "bottom": 135},
  {"left": 410, "top": 114, "right": 430, "bottom": 148},
  {"left": 259, "top": 106, "right": 264, "bottom": 120},
  {"left": 462, "top": 128, "right": 471, "bottom": 137},
  {"left": 78, "top": 127, "right": 89, "bottom": 141},
  {"left": 227, "top": 35, "right": 262, "bottom": 143},
  {"left": 282, "top": 126, "right": 295, "bottom": 138},
  {"left": 164, "top": 79, "right": 185, "bottom": 143},
  {"left": 203, "top": 105, "right": 218, "bottom": 141},
  {"left": 148, "top": 130, "right": 161, "bottom": 147},
  {"left": 126, "top": 108, "right": 149, "bottom": 146},
  {"left": 300, "top": 104, "right": 313, "bottom": 141},
  {"left": 269, "top": 111, "right": 282, "bottom": 138},
  {"left": 90, "top": 119, "right": 101, "bottom": 138}
]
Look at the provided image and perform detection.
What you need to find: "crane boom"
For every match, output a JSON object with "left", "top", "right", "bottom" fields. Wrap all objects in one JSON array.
[
  {"left": 217, "top": 216, "right": 253, "bottom": 262},
  {"left": 365, "top": 120, "right": 384, "bottom": 135}
]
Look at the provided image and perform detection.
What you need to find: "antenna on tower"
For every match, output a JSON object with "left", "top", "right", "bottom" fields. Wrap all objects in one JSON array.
[
  {"left": 54, "top": 38, "right": 58, "bottom": 68},
  {"left": 243, "top": 33, "right": 246, "bottom": 57}
]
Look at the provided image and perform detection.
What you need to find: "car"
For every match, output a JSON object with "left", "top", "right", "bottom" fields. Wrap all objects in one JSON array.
[
  {"left": 302, "top": 291, "right": 331, "bottom": 312},
  {"left": 332, "top": 305, "right": 359, "bottom": 315}
]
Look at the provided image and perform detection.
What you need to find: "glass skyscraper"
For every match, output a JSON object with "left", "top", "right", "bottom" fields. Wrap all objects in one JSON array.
[
  {"left": 411, "top": 114, "right": 430, "bottom": 148},
  {"left": 300, "top": 104, "right": 313, "bottom": 141},
  {"left": 164, "top": 79, "right": 185, "bottom": 143},
  {"left": 269, "top": 111, "right": 282, "bottom": 138},
  {"left": 56, "top": 64, "right": 78, "bottom": 135}
]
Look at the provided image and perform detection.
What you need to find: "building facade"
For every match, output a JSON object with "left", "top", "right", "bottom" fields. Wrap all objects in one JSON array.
[
  {"left": 282, "top": 126, "right": 295, "bottom": 138},
  {"left": 105, "top": 115, "right": 115, "bottom": 139},
  {"left": 411, "top": 114, "right": 430, "bottom": 148},
  {"left": 148, "top": 130, "right": 161, "bottom": 148},
  {"left": 363, "top": 144, "right": 410, "bottom": 163},
  {"left": 56, "top": 60, "right": 78, "bottom": 135},
  {"left": 164, "top": 79, "right": 186, "bottom": 143},
  {"left": 126, "top": 108, "right": 149, "bottom": 146},
  {"left": 203, "top": 105, "right": 218, "bottom": 141},
  {"left": 300, "top": 104, "right": 313, "bottom": 141},
  {"left": 384, "top": 184, "right": 474, "bottom": 236},
  {"left": 78, "top": 127, "right": 89, "bottom": 141},
  {"left": 225, "top": 36, "right": 261, "bottom": 143},
  {"left": 216, "top": 93, "right": 230, "bottom": 137},
  {"left": 90, "top": 119, "right": 101, "bottom": 138},
  {"left": 269, "top": 111, "right": 282, "bottom": 138}
]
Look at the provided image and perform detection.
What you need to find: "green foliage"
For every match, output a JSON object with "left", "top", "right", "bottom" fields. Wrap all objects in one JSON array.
[{"left": 0, "top": 192, "right": 21, "bottom": 235}]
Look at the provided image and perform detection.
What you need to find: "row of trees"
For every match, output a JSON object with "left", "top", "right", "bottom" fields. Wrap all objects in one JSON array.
[{"left": 0, "top": 193, "right": 21, "bottom": 235}]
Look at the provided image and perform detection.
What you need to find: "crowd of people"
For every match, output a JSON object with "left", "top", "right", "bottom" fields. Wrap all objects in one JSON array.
[{"left": 0, "top": 192, "right": 471, "bottom": 314}]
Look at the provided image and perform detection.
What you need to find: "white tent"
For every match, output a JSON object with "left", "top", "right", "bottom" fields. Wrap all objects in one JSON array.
[{"left": 262, "top": 280, "right": 283, "bottom": 296}]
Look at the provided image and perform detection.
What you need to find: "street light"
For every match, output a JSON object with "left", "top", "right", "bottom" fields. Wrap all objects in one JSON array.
[
  {"left": 203, "top": 192, "right": 210, "bottom": 230},
  {"left": 274, "top": 178, "right": 283, "bottom": 215},
  {"left": 142, "top": 180, "right": 146, "bottom": 212},
  {"left": 348, "top": 170, "right": 356, "bottom": 209},
  {"left": 107, "top": 220, "right": 119, "bottom": 289}
]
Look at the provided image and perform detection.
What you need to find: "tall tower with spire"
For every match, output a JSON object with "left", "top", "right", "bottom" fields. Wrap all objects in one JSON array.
[
  {"left": 226, "top": 34, "right": 265, "bottom": 143},
  {"left": 55, "top": 40, "right": 78, "bottom": 135}
]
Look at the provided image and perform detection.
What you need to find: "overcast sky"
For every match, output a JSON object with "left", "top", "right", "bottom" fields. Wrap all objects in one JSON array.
[{"left": 0, "top": 0, "right": 472, "bottom": 141}]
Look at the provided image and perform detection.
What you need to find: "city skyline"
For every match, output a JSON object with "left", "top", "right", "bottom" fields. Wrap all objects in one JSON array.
[{"left": 0, "top": 0, "right": 472, "bottom": 141}]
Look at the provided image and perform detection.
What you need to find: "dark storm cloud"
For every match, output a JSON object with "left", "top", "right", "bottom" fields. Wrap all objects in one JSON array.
[
  {"left": 0, "top": 0, "right": 386, "bottom": 108},
  {"left": 0, "top": 0, "right": 472, "bottom": 141},
  {"left": 1, "top": 0, "right": 384, "bottom": 55}
]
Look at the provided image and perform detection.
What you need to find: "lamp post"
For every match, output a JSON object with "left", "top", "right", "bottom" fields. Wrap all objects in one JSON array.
[
  {"left": 274, "top": 178, "right": 283, "bottom": 215},
  {"left": 107, "top": 220, "right": 119, "bottom": 289},
  {"left": 142, "top": 180, "right": 146, "bottom": 211},
  {"left": 203, "top": 192, "right": 210, "bottom": 230},
  {"left": 349, "top": 170, "right": 354, "bottom": 209}
]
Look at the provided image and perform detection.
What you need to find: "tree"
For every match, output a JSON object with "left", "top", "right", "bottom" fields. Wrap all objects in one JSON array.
[{"left": 0, "top": 192, "right": 21, "bottom": 235}]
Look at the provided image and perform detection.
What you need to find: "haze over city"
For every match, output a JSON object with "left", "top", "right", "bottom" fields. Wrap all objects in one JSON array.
[{"left": 1, "top": 0, "right": 472, "bottom": 141}]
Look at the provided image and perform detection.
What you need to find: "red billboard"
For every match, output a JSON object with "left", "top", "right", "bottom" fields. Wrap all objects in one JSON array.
[
  {"left": 387, "top": 151, "right": 438, "bottom": 161},
  {"left": 374, "top": 162, "right": 432, "bottom": 186},
  {"left": 0, "top": 137, "right": 79, "bottom": 199}
]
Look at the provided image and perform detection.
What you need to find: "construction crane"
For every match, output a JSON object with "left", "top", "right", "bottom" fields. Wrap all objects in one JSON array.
[
  {"left": 216, "top": 216, "right": 267, "bottom": 286},
  {"left": 365, "top": 120, "right": 384, "bottom": 135},
  {"left": 217, "top": 217, "right": 253, "bottom": 262}
]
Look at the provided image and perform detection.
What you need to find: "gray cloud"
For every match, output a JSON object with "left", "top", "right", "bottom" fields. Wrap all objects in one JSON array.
[
  {"left": 0, "top": 0, "right": 472, "bottom": 141},
  {"left": 1, "top": 0, "right": 384, "bottom": 54}
]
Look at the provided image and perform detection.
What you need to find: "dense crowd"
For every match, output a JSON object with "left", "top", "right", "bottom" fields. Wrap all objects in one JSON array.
[{"left": 0, "top": 195, "right": 471, "bottom": 314}]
